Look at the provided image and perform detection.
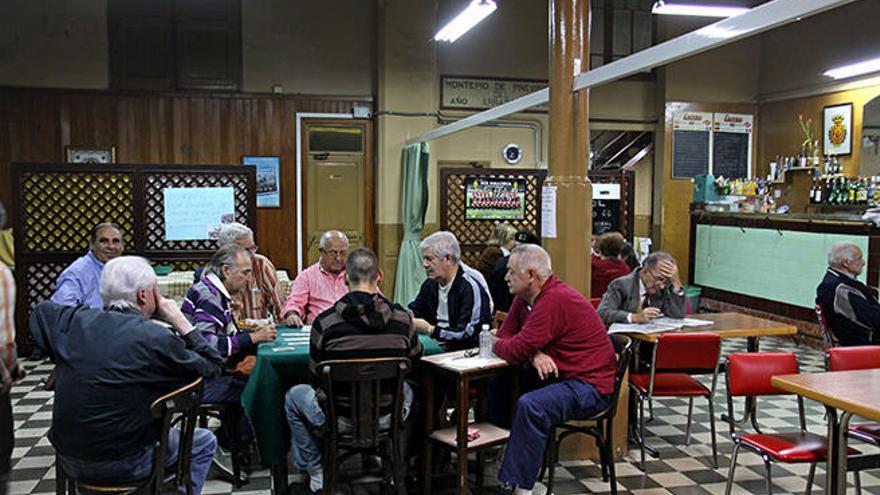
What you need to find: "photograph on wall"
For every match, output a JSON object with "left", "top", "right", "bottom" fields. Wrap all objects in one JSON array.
[
  {"left": 65, "top": 146, "right": 116, "bottom": 164},
  {"left": 823, "top": 103, "right": 853, "bottom": 156},
  {"left": 243, "top": 156, "right": 281, "bottom": 207},
  {"left": 465, "top": 177, "right": 526, "bottom": 220}
]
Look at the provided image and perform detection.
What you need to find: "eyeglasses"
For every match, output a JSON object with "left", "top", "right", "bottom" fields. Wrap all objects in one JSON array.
[
  {"left": 644, "top": 269, "right": 669, "bottom": 286},
  {"left": 321, "top": 249, "right": 348, "bottom": 259}
]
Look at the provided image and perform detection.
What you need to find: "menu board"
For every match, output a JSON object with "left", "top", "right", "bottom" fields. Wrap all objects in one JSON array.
[
  {"left": 712, "top": 132, "right": 749, "bottom": 178},
  {"left": 672, "top": 111, "right": 712, "bottom": 179},
  {"left": 592, "top": 183, "right": 620, "bottom": 235}
]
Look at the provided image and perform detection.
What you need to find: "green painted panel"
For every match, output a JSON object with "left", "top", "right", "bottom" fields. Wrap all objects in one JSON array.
[{"left": 693, "top": 225, "right": 869, "bottom": 309}]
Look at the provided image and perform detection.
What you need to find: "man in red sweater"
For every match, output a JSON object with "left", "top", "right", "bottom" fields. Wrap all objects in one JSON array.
[{"left": 491, "top": 244, "right": 617, "bottom": 495}]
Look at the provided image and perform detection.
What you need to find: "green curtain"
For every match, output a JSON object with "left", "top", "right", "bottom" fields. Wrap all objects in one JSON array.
[{"left": 394, "top": 142, "right": 430, "bottom": 305}]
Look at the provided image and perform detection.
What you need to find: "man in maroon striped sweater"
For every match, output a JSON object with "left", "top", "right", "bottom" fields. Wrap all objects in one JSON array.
[{"left": 491, "top": 244, "right": 617, "bottom": 495}]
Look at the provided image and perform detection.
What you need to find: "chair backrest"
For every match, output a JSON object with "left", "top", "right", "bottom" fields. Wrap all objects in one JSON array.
[
  {"left": 492, "top": 310, "right": 508, "bottom": 329},
  {"left": 150, "top": 377, "right": 205, "bottom": 495},
  {"left": 589, "top": 298, "right": 602, "bottom": 309},
  {"left": 317, "top": 357, "right": 410, "bottom": 449},
  {"left": 653, "top": 333, "right": 721, "bottom": 371},
  {"left": 826, "top": 345, "right": 880, "bottom": 371},
  {"left": 726, "top": 352, "right": 797, "bottom": 397},
  {"left": 815, "top": 304, "right": 838, "bottom": 350}
]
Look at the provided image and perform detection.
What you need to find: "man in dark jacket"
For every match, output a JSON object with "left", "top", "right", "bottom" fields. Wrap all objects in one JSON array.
[
  {"left": 30, "top": 256, "right": 224, "bottom": 495},
  {"left": 284, "top": 248, "right": 423, "bottom": 494},
  {"left": 597, "top": 251, "right": 686, "bottom": 327},
  {"left": 409, "top": 231, "right": 492, "bottom": 350},
  {"left": 817, "top": 241, "right": 880, "bottom": 346}
]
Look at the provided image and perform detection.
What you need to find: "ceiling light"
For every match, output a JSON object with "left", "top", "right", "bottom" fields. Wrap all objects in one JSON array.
[
  {"left": 434, "top": 0, "right": 497, "bottom": 43},
  {"left": 824, "top": 57, "right": 880, "bottom": 80},
  {"left": 651, "top": 1, "right": 749, "bottom": 18}
]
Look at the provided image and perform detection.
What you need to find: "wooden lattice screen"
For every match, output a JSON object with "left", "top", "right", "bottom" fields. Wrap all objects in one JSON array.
[
  {"left": 440, "top": 168, "right": 546, "bottom": 267},
  {"left": 12, "top": 163, "right": 256, "bottom": 353}
]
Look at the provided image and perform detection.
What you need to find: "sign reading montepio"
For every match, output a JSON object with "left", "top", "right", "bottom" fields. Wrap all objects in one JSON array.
[
  {"left": 465, "top": 177, "right": 526, "bottom": 220},
  {"left": 441, "top": 76, "right": 548, "bottom": 111}
]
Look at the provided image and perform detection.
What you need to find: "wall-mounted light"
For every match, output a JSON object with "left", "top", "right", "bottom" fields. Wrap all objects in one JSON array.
[
  {"left": 823, "top": 56, "right": 880, "bottom": 80},
  {"left": 651, "top": 1, "right": 749, "bottom": 18},
  {"left": 434, "top": 0, "right": 497, "bottom": 43}
]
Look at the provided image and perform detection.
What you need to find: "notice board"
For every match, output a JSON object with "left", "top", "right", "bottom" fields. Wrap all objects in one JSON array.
[
  {"left": 672, "top": 111, "right": 712, "bottom": 179},
  {"left": 711, "top": 112, "right": 753, "bottom": 179}
]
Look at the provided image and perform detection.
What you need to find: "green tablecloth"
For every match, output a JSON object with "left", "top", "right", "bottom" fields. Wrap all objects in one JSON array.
[{"left": 241, "top": 326, "right": 444, "bottom": 466}]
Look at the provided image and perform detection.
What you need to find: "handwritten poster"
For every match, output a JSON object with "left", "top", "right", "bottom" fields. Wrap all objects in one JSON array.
[
  {"left": 541, "top": 185, "right": 557, "bottom": 238},
  {"left": 163, "top": 187, "right": 235, "bottom": 241}
]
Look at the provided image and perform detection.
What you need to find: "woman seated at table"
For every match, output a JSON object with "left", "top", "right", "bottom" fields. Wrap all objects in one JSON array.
[{"left": 590, "top": 231, "right": 631, "bottom": 299}]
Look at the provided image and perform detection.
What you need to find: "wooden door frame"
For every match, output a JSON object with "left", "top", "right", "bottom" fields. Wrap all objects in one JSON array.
[{"left": 295, "top": 113, "right": 375, "bottom": 273}]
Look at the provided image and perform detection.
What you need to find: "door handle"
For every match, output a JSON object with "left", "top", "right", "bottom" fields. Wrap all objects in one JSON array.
[{"left": 328, "top": 174, "right": 344, "bottom": 181}]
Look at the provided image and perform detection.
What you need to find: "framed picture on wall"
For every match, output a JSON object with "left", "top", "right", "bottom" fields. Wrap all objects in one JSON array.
[
  {"left": 65, "top": 145, "right": 116, "bottom": 164},
  {"left": 823, "top": 103, "right": 853, "bottom": 156},
  {"left": 243, "top": 156, "right": 281, "bottom": 207}
]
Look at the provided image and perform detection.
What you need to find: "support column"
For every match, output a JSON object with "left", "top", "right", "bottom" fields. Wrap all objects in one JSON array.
[{"left": 545, "top": 0, "right": 592, "bottom": 296}]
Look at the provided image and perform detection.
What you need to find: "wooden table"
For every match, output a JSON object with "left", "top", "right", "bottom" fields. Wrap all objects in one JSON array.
[
  {"left": 772, "top": 370, "right": 880, "bottom": 495},
  {"left": 421, "top": 351, "right": 514, "bottom": 495},
  {"left": 626, "top": 312, "right": 797, "bottom": 351}
]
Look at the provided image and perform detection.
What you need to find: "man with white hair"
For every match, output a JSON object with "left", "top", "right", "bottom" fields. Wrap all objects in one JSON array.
[
  {"left": 489, "top": 244, "right": 616, "bottom": 495},
  {"left": 281, "top": 230, "right": 350, "bottom": 327},
  {"left": 216, "top": 222, "right": 284, "bottom": 321},
  {"left": 817, "top": 241, "right": 880, "bottom": 346},
  {"left": 409, "top": 231, "right": 492, "bottom": 351},
  {"left": 29, "top": 256, "right": 222, "bottom": 494}
]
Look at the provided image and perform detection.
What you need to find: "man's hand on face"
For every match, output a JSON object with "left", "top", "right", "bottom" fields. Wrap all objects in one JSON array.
[
  {"left": 412, "top": 318, "right": 433, "bottom": 335},
  {"left": 251, "top": 323, "right": 277, "bottom": 343},
  {"left": 631, "top": 307, "right": 662, "bottom": 323},
  {"left": 154, "top": 287, "right": 194, "bottom": 336},
  {"left": 282, "top": 311, "right": 304, "bottom": 328},
  {"left": 531, "top": 351, "right": 558, "bottom": 381},
  {"left": 656, "top": 259, "right": 682, "bottom": 289}
]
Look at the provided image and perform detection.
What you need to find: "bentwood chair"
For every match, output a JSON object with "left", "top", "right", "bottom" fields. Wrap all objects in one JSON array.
[
  {"left": 724, "top": 353, "right": 861, "bottom": 495},
  {"left": 630, "top": 333, "right": 722, "bottom": 469},
  {"left": 56, "top": 377, "right": 205, "bottom": 495},
  {"left": 197, "top": 402, "right": 246, "bottom": 487},
  {"left": 540, "top": 335, "right": 632, "bottom": 495},
  {"left": 316, "top": 357, "right": 411, "bottom": 495},
  {"left": 814, "top": 304, "right": 838, "bottom": 351}
]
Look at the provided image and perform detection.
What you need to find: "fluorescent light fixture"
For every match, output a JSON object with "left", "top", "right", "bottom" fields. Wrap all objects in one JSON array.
[
  {"left": 824, "top": 56, "right": 880, "bottom": 80},
  {"left": 651, "top": 1, "right": 749, "bottom": 17},
  {"left": 434, "top": 0, "right": 497, "bottom": 43}
]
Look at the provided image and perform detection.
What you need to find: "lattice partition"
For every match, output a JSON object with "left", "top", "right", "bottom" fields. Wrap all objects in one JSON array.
[
  {"left": 440, "top": 168, "right": 546, "bottom": 264},
  {"left": 12, "top": 163, "right": 255, "bottom": 352}
]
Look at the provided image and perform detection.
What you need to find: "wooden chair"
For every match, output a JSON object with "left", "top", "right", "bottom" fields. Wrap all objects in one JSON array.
[
  {"left": 540, "top": 335, "right": 632, "bottom": 495},
  {"left": 316, "top": 357, "right": 411, "bottom": 495},
  {"left": 197, "top": 402, "right": 246, "bottom": 487},
  {"left": 815, "top": 304, "right": 838, "bottom": 351},
  {"left": 724, "top": 353, "right": 861, "bottom": 495},
  {"left": 630, "top": 333, "right": 722, "bottom": 469},
  {"left": 56, "top": 377, "right": 205, "bottom": 495}
]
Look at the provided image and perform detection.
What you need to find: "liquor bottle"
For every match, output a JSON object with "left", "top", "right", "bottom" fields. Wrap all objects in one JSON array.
[{"left": 858, "top": 178, "right": 869, "bottom": 204}]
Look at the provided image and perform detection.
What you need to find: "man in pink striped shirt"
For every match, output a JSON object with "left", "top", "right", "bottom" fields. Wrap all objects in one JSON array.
[{"left": 281, "top": 231, "right": 349, "bottom": 327}]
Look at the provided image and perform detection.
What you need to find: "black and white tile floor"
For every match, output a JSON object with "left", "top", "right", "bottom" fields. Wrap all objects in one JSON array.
[{"left": 8, "top": 337, "right": 880, "bottom": 494}]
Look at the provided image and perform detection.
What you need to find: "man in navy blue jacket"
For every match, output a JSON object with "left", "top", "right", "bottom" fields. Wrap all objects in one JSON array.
[
  {"left": 409, "top": 231, "right": 492, "bottom": 351},
  {"left": 817, "top": 241, "right": 880, "bottom": 346}
]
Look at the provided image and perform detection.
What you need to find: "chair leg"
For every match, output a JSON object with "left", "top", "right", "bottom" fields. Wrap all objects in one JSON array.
[
  {"left": 724, "top": 442, "right": 741, "bottom": 495},
  {"left": 707, "top": 397, "right": 718, "bottom": 469},
  {"left": 547, "top": 432, "right": 559, "bottom": 495},
  {"left": 763, "top": 455, "right": 773, "bottom": 495},
  {"left": 538, "top": 430, "right": 553, "bottom": 483},
  {"left": 685, "top": 397, "right": 694, "bottom": 446},
  {"left": 648, "top": 397, "right": 654, "bottom": 422},
  {"left": 639, "top": 395, "right": 647, "bottom": 470},
  {"left": 805, "top": 462, "right": 816, "bottom": 495},
  {"left": 854, "top": 470, "right": 862, "bottom": 495},
  {"left": 226, "top": 408, "right": 242, "bottom": 488},
  {"left": 55, "top": 457, "right": 66, "bottom": 495}
]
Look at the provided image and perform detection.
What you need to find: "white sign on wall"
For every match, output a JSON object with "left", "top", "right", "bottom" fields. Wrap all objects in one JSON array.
[{"left": 441, "top": 76, "right": 549, "bottom": 111}]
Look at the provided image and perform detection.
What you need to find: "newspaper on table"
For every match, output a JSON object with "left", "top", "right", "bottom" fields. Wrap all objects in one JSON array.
[{"left": 608, "top": 317, "right": 714, "bottom": 335}]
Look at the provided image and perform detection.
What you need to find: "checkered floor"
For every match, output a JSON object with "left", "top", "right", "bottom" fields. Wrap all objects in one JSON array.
[{"left": 8, "top": 337, "right": 880, "bottom": 495}]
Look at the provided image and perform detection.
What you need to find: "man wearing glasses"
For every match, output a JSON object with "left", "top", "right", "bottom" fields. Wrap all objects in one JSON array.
[
  {"left": 597, "top": 251, "right": 686, "bottom": 327},
  {"left": 215, "top": 223, "right": 284, "bottom": 322},
  {"left": 281, "top": 230, "right": 350, "bottom": 327}
]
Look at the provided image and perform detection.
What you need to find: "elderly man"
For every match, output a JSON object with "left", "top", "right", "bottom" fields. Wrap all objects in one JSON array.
[
  {"left": 490, "top": 244, "right": 617, "bottom": 495},
  {"left": 409, "top": 231, "right": 492, "bottom": 351},
  {"left": 284, "top": 248, "right": 423, "bottom": 494},
  {"left": 51, "top": 222, "right": 124, "bottom": 308},
  {"left": 0, "top": 200, "right": 22, "bottom": 495},
  {"left": 29, "top": 256, "right": 222, "bottom": 494},
  {"left": 597, "top": 251, "right": 686, "bottom": 327},
  {"left": 281, "top": 230, "right": 350, "bottom": 327},
  {"left": 215, "top": 222, "right": 284, "bottom": 321},
  {"left": 817, "top": 241, "right": 880, "bottom": 346},
  {"left": 182, "top": 244, "right": 277, "bottom": 480}
]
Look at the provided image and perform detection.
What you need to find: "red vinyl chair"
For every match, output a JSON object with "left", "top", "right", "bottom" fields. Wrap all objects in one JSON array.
[
  {"left": 815, "top": 304, "right": 838, "bottom": 351},
  {"left": 826, "top": 346, "right": 880, "bottom": 458},
  {"left": 724, "top": 352, "right": 861, "bottom": 495},
  {"left": 630, "top": 333, "right": 722, "bottom": 469},
  {"left": 589, "top": 297, "right": 602, "bottom": 309}
]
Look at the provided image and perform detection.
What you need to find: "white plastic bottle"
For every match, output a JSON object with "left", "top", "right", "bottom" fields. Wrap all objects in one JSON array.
[{"left": 479, "top": 324, "right": 492, "bottom": 359}]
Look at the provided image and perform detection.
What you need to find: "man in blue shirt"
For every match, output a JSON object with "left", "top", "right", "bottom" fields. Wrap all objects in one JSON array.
[{"left": 51, "top": 223, "right": 124, "bottom": 308}]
